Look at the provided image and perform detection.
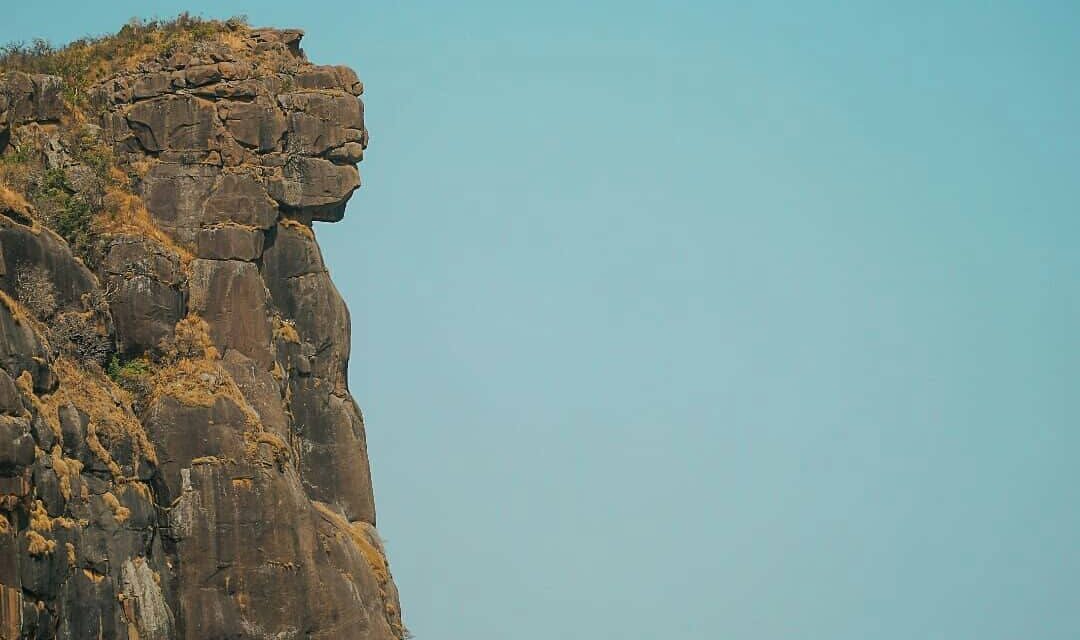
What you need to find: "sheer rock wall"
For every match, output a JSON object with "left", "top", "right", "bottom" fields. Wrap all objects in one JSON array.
[{"left": 0, "top": 26, "right": 403, "bottom": 639}]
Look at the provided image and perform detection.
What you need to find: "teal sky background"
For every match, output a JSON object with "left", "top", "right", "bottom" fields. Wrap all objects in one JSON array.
[{"left": 4, "top": 2, "right": 1079, "bottom": 638}]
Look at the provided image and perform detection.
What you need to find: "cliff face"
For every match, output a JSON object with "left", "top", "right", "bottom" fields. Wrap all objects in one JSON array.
[{"left": 0, "top": 21, "right": 403, "bottom": 639}]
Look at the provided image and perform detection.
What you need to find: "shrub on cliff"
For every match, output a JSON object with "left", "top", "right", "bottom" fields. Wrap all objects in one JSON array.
[
  {"left": 14, "top": 266, "right": 57, "bottom": 318},
  {"left": 0, "top": 13, "right": 248, "bottom": 104}
]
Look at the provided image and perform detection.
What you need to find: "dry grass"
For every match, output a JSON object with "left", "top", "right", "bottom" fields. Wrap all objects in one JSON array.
[
  {"left": 190, "top": 455, "right": 234, "bottom": 466},
  {"left": 168, "top": 315, "right": 219, "bottom": 361},
  {"left": 244, "top": 430, "right": 291, "bottom": 466},
  {"left": 18, "top": 354, "right": 158, "bottom": 482},
  {"left": 51, "top": 446, "right": 84, "bottom": 500},
  {"left": 151, "top": 358, "right": 256, "bottom": 426},
  {"left": 29, "top": 500, "right": 52, "bottom": 532},
  {"left": 0, "top": 291, "right": 31, "bottom": 326},
  {"left": 274, "top": 318, "right": 301, "bottom": 344},
  {"left": 0, "top": 183, "right": 31, "bottom": 217},
  {"left": 49, "top": 357, "right": 158, "bottom": 467},
  {"left": 102, "top": 491, "right": 131, "bottom": 524},
  {"left": 26, "top": 530, "right": 55, "bottom": 556},
  {"left": 99, "top": 186, "right": 194, "bottom": 267},
  {"left": 312, "top": 501, "right": 390, "bottom": 584},
  {"left": 0, "top": 15, "right": 249, "bottom": 95},
  {"left": 15, "top": 371, "right": 61, "bottom": 439},
  {"left": 279, "top": 217, "right": 315, "bottom": 240}
]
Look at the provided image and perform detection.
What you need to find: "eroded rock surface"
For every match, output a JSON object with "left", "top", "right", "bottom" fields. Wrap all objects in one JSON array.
[{"left": 0, "top": 24, "right": 402, "bottom": 639}]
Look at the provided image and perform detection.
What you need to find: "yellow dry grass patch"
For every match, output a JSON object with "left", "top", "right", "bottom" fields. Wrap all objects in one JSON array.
[
  {"left": 169, "top": 316, "right": 219, "bottom": 360},
  {"left": 274, "top": 319, "right": 301, "bottom": 344},
  {"left": 98, "top": 186, "right": 194, "bottom": 267},
  {"left": 151, "top": 358, "right": 257, "bottom": 425},
  {"left": 0, "top": 291, "right": 31, "bottom": 326},
  {"left": 190, "top": 455, "right": 234, "bottom": 466},
  {"left": 0, "top": 183, "right": 31, "bottom": 217},
  {"left": 51, "top": 446, "right": 84, "bottom": 500},
  {"left": 312, "top": 501, "right": 389, "bottom": 583},
  {"left": 26, "top": 530, "right": 55, "bottom": 556},
  {"left": 29, "top": 500, "right": 52, "bottom": 532},
  {"left": 49, "top": 357, "right": 158, "bottom": 468},
  {"left": 102, "top": 491, "right": 131, "bottom": 524},
  {"left": 279, "top": 217, "right": 315, "bottom": 240}
]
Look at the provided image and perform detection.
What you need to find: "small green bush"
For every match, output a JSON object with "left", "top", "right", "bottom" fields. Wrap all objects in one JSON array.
[
  {"left": 108, "top": 354, "right": 151, "bottom": 381},
  {"left": 29, "top": 168, "right": 94, "bottom": 252},
  {"left": 107, "top": 354, "right": 153, "bottom": 409}
]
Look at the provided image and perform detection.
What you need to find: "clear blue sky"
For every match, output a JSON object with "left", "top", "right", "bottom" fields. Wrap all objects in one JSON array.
[{"left": 5, "top": 2, "right": 1079, "bottom": 638}]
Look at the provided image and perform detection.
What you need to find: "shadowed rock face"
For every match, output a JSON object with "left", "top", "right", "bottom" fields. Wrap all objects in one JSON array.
[{"left": 0, "top": 26, "right": 403, "bottom": 639}]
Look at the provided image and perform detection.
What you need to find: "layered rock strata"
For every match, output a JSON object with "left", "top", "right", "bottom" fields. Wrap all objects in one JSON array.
[{"left": 0, "top": 25, "right": 403, "bottom": 639}]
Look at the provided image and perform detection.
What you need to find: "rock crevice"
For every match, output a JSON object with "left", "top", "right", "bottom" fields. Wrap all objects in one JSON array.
[{"left": 0, "top": 22, "right": 403, "bottom": 639}]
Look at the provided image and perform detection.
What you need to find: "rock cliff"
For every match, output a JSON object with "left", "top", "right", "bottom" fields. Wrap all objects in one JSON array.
[{"left": 0, "top": 17, "right": 404, "bottom": 639}]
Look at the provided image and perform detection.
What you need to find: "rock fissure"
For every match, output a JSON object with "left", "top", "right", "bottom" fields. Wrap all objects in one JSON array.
[{"left": 0, "top": 19, "right": 403, "bottom": 640}]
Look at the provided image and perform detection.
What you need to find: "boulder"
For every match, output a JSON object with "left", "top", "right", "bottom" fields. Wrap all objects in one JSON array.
[
  {"left": 197, "top": 225, "right": 265, "bottom": 261},
  {"left": 140, "top": 163, "right": 221, "bottom": 244},
  {"left": 218, "top": 98, "right": 287, "bottom": 152},
  {"left": 188, "top": 259, "right": 274, "bottom": 368},
  {"left": 201, "top": 172, "right": 280, "bottom": 229},
  {"left": 267, "top": 157, "right": 360, "bottom": 221},
  {"left": 126, "top": 95, "right": 221, "bottom": 152}
]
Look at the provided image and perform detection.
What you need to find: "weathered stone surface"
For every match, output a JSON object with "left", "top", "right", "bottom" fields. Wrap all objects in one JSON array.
[
  {"left": 294, "top": 65, "right": 364, "bottom": 96},
  {"left": 131, "top": 72, "right": 173, "bottom": 99},
  {"left": 126, "top": 95, "right": 221, "bottom": 152},
  {"left": 290, "top": 379, "right": 375, "bottom": 523},
  {"left": 219, "top": 98, "right": 287, "bottom": 152},
  {"left": 327, "top": 141, "right": 365, "bottom": 164},
  {"left": 268, "top": 157, "right": 361, "bottom": 221},
  {"left": 0, "top": 73, "right": 66, "bottom": 124},
  {"left": 201, "top": 172, "right": 279, "bottom": 229},
  {"left": 188, "top": 259, "right": 274, "bottom": 368},
  {"left": 140, "top": 163, "right": 221, "bottom": 244},
  {"left": 0, "top": 416, "right": 35, "bottom": 473},
  {"left": 0, "top": 215, "right": 99, "bottom": 313},
  {"left": 0, "top": 24, "right": 400, "bottom": 640},
  {"left": 104, "top": 237, "right": 185, "bottom": 356},
  {"left": 197, "top": 225, "right": 265, "bottom": 261},
  {"left": 279, "top": 91, "right": 365, "bottom": 158}
]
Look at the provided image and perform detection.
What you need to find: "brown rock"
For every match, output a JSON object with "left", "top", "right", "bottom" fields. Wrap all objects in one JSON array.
[
  {"left": 197, "top": 225, "right": 265, "bottom": 261},
  {"left": 0, "top": 72, "right": 66, "bottom": 124},
  {"left": 126, "top": 95, "right": 221, "bottom": 152},
  {"left": 201, "top": 172, "right": 280, "bottom": 229},
  {"left": 140, "top": 163, "right": 221, "bottom": 244},
  {"left": 181, "top": 64, "right": 223, "bottom": 87},
  {"left": 219, "top": 98, "right": 287, "bottom": 151},
  {"left": 267, "top": 156, "right": 361, "bottom": 221},
  {"left": 0, "top": 23, "right": 401, "bottom": 640},
  {"left": 104, "top": 237, "right": 185, "bottom": 356},
  {"left": 131, "top": 72, "right": 173, "bottom": 99},
  {"left": 188, "top": 259, "right": 274, "bottom": 368}
]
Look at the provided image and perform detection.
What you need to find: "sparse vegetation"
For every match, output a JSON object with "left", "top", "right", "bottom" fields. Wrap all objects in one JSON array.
[
  {"left": 51, "top": 311, "right": 111, "bottom": 364},
  {"left": 0, "top": 14, "right": 249, "bottom": 107},
  {"left": 27, "top": 167, "right": 94, "bottom": 254},
  {"left": 107, "top": 354, "right": 153, "bottom": 408},
  {"left": 14, "top": 266, "right": 57, "bottom": 318}
]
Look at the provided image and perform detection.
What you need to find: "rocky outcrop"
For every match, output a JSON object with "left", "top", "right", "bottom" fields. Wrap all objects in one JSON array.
[{"left": 0, "top": 23, "right": 403, "bottom": 639}]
